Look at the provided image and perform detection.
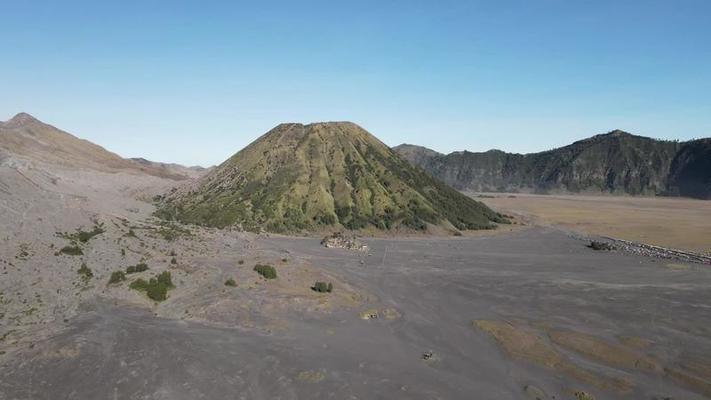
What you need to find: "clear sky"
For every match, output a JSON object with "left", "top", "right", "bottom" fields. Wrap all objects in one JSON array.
[{"left": 1, "top": 0, "right": 710, "bottom": 166}]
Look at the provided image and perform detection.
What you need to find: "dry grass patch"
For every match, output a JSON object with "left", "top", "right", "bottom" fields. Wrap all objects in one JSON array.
[{"left": 473, "top": 320, "right": 632, "bottom": 393}]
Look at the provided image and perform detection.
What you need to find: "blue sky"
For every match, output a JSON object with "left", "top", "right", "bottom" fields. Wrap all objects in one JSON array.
[{"left": 1, "top": 0, "right": 710, "bottom": 166}]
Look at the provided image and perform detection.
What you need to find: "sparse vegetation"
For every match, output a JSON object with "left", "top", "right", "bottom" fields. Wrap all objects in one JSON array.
[
  {"left": 126, "top": 263, "right": 148, "bottom": 274},
  {"left": 170, "top": 257, "right": 177, "bottom": 265},
  {"left": 156, "top": 270, "right": 173, "bottom": 287},
  {"left": 129, "top": 278, "right": 149, "bottom": 291},
  {"left": 224, "top": 278, "right": 237, "bottom": 287},
  {"left": 59, "top": 245, "right": 83, "bottom": 256},
  {"left": 156, "top": 222, "right": 191, "bottom": 242},
  {"left": 311, "top": 281, "right": 333, "bottom": 293},
  {"left": 108, "top": 270, "right": 126, "bottom": 284},
  {"left": 129, "top": 271, "right": 173, "bottom": 301},
  {"left": 254, "top": 264, "right": 277, "bottom": 279},
  {"left": 77, "top": 263, "right": 93, "bottom": 280},
  {"left": 60, "top": 224, "right": 105, "bottom": 243}
]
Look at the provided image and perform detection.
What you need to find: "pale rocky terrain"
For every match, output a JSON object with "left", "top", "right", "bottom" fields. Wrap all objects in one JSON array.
[{"left": 1, "top": 114, "right": 710, "bottom": 400}]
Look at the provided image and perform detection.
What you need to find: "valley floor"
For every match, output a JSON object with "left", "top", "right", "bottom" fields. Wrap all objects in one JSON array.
[
  {"left": 2, "top": 228, "right": 711, "bottom": 399},
  {"left": 477, "top": 193, "right": 711, "bottom": 254}
]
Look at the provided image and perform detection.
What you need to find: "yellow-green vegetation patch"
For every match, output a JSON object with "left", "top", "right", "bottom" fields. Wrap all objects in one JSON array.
[
  {"left": 472, "top": 320, "right": 632, "bottom": 393},
  {"left": 297, "top": 370, "right": 325, "bottom": 383}
]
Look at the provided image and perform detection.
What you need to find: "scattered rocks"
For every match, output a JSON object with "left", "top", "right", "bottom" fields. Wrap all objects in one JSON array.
[
  {"left": 587, "top": 241, "right": 615, "bottom": 251},
  {"left": 359, "top": 309, "right": 379, "bottom": 320},
  {"left": 321, "top": 232, "right": 368, "bottom": 252},
  {"left": 601, "top": 237, "right": 711, "bottom": 264},
  {"left": 421, "top": 350, "right": 435, "bottom": 361}
]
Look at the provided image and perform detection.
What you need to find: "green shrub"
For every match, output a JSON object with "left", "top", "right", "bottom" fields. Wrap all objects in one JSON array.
[
  {"left": 157, "top": 271, "right": 173, "bottom": 287},
  {"left": 311, "top": 281, "right": 333, "bottom": 293},
  {"left": 77, "top": 263, "right": 93, "bottom": 279},
  {"left": 108, "top": 270, "right": 126, "bottom": 284},
  {"left": 129, "top": 278, "right": 149, "bottom": 291},
  {"left": 129, "top": 275, "right": 171, "bottom": 302},
  {"left": 59, "top": 246, "right": 83, "bottom": 256},
  {"left": 224, "top": 278, "right": 237, "bottom": 287},
  {"left": 126, "top": 263, "right": 149, "bottom": 274},
  {"left": 238, "top": 260, "right": 244, "bottom": 265},
  {"left": 60, "top": 224, "right": 105, "bottom": 243},
  {"left": 170, "top": 257, "right": 177, "bottom": 265},
  {"left": 146, "top": 279, "right": 168, "bottom": 301},
  {"left": 254, "top": 264, "right": 277, "bottom": 279}
]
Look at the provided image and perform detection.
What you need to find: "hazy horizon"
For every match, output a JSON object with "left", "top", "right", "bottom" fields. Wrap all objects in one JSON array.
[{"left": 2, "top": 1, "right": 710, "bottom": 166}]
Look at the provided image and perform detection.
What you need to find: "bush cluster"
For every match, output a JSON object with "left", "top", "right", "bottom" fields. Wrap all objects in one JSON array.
[
  {"left": 129, "top": 271, "right": 174, "bottom": 301},
  {"left": 311, "top": 281, "right": 333, "bottom": 293},
  {"left": 254, "top": 264, "right": 277, "bottom": 279},
  {"left": 77, "top": 263, "right": 93, "bottom": 279},
  {"left": 224, "top": 277, "right": 237, "bottom": 287},
  {"left": 59, "top": 223, "right": 105, "bottom": 243},
  {"left": 108, "top": 270, "right": 126, "bottom": 284},
  {"left": 126, "top": 263, "right": 149, "bottom": 274},
  {"left": 59, "top": 246, "right": 83, "bottom": 256}
]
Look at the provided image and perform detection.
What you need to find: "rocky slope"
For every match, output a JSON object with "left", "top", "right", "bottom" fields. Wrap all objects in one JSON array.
[
  {"left": 158, "top": 122, "right": 508, "bottom": 232},
  {"left": 0, "top": 112, "right": 197, "bottom": 180},
  {"left": 395, "top": 130, "right": 711, "bottom": 198}
]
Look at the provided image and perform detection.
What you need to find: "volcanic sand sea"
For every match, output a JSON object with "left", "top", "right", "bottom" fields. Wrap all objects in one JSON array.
[{"left": 2, "top": 227, "right": 710, "bottom": 399}]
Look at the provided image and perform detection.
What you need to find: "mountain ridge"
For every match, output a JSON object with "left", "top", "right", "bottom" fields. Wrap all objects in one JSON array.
[
  {"left": 393, "top": 130, "right": 710, "bottom": 199},
  {"left": 0, "top": 112, "right": 200, "bottom": 180}
]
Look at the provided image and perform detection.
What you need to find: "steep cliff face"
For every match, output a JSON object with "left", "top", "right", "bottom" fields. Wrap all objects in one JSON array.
[
  {"left": 395, "top": 130, "right": 710, "bottom": 198},
  {"left": 666, "top": 139, "right": 711, "bottom": 199}
]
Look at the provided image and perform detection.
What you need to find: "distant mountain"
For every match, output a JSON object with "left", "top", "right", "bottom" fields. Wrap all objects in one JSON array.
[
  {"left": 157, "top": 122, "right": 508, "bottom": 232},
  {"left": 394, "top": 130, "right": 711, "bottom": 199},
  {"left": 0, "top": 112, "right": 195, "bottom": 180},
  {"left": 129, "top": 157, "right": 209, "bottom": 180}
]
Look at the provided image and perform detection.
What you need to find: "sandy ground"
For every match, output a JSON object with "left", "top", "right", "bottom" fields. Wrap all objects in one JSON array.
[
  {"left": 477, "top": 193, "right": 711, "bottom": 254},
  {"left": 2, "top": 158, "right": 711, "bottom": 399},
  {"left": 2, "top": 228, "right": 711, "bottom": 399}
]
